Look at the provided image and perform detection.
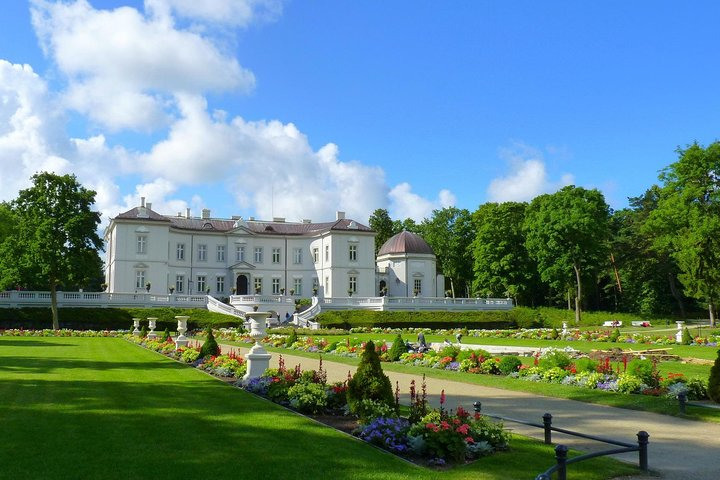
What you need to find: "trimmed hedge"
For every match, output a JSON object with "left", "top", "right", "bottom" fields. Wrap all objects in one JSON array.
[
  {"left": 0, "top": 307, "right": 243, "bottom": 330},
  {"left": 315, "top": 309, "right": 544, "bottom": 330}
]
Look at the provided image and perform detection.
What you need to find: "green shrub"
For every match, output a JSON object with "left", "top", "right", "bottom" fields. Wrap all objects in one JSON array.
[
  {"left": 140, "top": 325, "right": 148, "bottom": 338},
  {"left": 573, "top": 357, "right": 598, "bottom": 373},
  {"left": 686, "top": 378, "right": 709, "bottom": 401},
  {"left": 199, "top": 327, "right": 220, "bottom": 358},
  {"left": 626, "top": 359, "right": 654, "bottom": 385},
  {"left": 609, "top": 328, "right": 620, "bottom": 343},
  {"left": 347, "top": 340, "right": 395, "bottom": 419},
  {"left": 498, "top": 355, "right": 522, "bottom": 375},
  {"left": 160, "top": 328, "right": 171, "bottom": 342},
  {"left": 438, "top": 344, "right": 461, "bottom": 360},
  {"left": 287, "top": 383, "right": 328, "bottom": 413},
  {"left": 617, "top": 373, "right": 644, "bottom": 394},
  {"left": 708, "top": 349, "right": 720, "bottom": 403},
  {"left": 387, "top": 334, "right": 408, "bottom": 362},
  {"left": 682, "top": 327, "right": 692, "bottom": 345},
  {"left": 538, "top": 349, "right": 571, "bottom": 370},
  {"left": 286, "top": 329, "right": 298, "bottom": 348}
]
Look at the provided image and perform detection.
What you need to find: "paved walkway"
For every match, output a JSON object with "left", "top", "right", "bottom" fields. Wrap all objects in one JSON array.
[{"left": 222, "top": 344, "right": 720, "bottom": 480}]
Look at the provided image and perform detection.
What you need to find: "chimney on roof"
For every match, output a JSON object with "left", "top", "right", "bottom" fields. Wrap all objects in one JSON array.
[
  {"left": 146, "top": 202, "right": 152, "bottom": 210},
  {"left": 202, "top": 208, "right": 210, "bottom": 219},
  {"left": 185, "top": 208, "right": 191, "bottom": 219},
  {"left": 336, "top": 211, "right": 346, "bottom": 220},
  {"left": 302, "top": 219, "right": 311, "bottom": 224},
  {"left": 140, "top": 197, "right": 146, "bottom": 208},
  {"left": 273, "top": 217, "right": 285, "bottom": 223}
]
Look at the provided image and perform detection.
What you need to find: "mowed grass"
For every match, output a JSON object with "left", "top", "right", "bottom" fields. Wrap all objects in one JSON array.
[{"left": 0, "top": 337, "right": 639, "bottom": 480}]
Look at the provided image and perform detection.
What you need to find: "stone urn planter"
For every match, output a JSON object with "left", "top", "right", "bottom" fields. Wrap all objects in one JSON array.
[
  {"left": 175, "top": 316, "right": 189, "bottom": 349},
  {"left": 147, "top": 317, "right": 158, "bottom": 339},
  {"left": 243, "top": 311, "right": 273, "bottom": 380},
  {"left": 132, "top": 318, "right": 141, "bottom": 336}
]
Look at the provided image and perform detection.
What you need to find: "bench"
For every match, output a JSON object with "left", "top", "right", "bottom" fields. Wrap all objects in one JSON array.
[
  {"left": 602, "top": 321, "right": 622, "bottom": 327},
  {"left": 631, "top": 321, "right": 652, "bottom": 327}
]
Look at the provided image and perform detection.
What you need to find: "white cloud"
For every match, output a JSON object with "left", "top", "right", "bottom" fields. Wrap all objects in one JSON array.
[
  {"left": 389, "top": 183, "right": 456, "bottom": 222},
  {"left": 145, "top": 0, "right": 283, "bottom": 27},
  {"left": 487, "top": 143, "right": 574, "bottom": 202},
  {"left": 31, "top": 0, "right": 254, "bottom": 131},
  {"left": 1, "top": 1, "right": 456, "bottom": 232},
  {"left": 0, "top": 60, "right": 70, "bottom": 200}
]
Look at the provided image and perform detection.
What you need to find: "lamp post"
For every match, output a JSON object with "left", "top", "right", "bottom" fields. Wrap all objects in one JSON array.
[{"left": 243, "top": 311, "right": 272, "bottom": 380}]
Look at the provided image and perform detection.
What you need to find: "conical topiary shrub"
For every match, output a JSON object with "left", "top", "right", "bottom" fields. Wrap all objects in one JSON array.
[
  {"left": 199, "top": 326, "right": 220, "bottom": 358},
  {"left": 347, "top": 340, "right": 394, "bottom": 416},
  {"left": 387, "top": 334, "right": 407, "bottom": 362},
  {"left": 682, "top": 327, "right": 693, "bottom": 345},
  {"left": 708, "top": 349, "right": 720, "bottom": 403}
]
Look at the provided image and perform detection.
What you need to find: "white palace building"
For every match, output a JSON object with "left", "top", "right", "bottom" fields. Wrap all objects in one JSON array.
[{"left": 0, "top": 199, "right": 512, "bottom": 321}]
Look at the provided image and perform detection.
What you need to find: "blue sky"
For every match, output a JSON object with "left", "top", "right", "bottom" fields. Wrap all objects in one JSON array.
[{"left": 1, "top": 1, "right": 719, "bottom": 226}]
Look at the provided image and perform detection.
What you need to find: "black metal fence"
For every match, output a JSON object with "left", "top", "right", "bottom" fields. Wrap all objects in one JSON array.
[{"left": 472, "top": 402, "right": 649, "bottom": 480}]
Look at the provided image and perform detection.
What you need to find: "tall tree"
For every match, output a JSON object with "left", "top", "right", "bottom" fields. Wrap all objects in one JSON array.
[
  {"left": 0, "top": 173, "right": 103, "bottom": 329},
  {"left": 368, "top": 208, "right": 396, "bottom": 255},
  {"left": 647, "top": 142, "right": 720, "bottom": 326},
  {"left": 0, "top": 202, "right": 13, "bottom": 244},
  {"left": 524, "top": 186, "right": 610, "bottom": 323},
  {"left": 472, "top": 202, "right": 540, "bottom": 305},
  {"left": 420, "top": 207, "right": 474, "bottom": 297}
]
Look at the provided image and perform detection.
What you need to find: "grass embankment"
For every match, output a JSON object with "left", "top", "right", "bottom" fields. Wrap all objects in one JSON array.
[{"left": 0, "top": 336, "right": 637, "bottom": 480}]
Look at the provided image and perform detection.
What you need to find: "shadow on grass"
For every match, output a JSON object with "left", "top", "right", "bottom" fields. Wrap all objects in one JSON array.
[
  {"left": 0, "top": 339, "right": 73, "bottom": 347},
  {"left": 0, "top": 355, "right": 188, "bottom": 373}
]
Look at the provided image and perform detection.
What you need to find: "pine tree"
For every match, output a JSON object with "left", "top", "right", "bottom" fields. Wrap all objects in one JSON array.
[
  {"left": 387, "top": 334, "right": 407, "bottom": 361},
  {"left": 346, "top": 340, "right": 394, "bottom": 415}
]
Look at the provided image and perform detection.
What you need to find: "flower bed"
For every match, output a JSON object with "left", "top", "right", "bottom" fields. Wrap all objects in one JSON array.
[
  {"left": 0, "top": 328, "right": 124, "bottom": 337},
  {"left": 240, "top": 355, "right": 510, "bottom": 466}
]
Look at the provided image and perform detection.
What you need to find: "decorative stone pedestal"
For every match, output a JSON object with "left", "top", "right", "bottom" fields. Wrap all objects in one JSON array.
[
  {"left": 147, "top": 317, "right": 158, "bottom": 339},
  {"left": 132, "top": 318, "right": 141, "bottom": 336},
  {"left": 561, "top": 322, "right": 568, "bottom": 335},
  {"left": 243, "top": 311, "right": 272, "bottom": 380},
  {"left": 676, "top": 321, "right": 685, "bottom": 343},
  {"left": 175, "top": 316, "right": 189, "bottom": 349}
]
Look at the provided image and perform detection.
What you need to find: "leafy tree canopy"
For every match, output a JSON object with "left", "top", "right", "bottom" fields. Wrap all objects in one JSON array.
[{"left": 0, "top": 172, "right": 103, "bottom": 329}]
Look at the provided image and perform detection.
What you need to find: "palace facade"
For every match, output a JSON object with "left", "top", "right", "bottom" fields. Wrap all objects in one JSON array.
[{"left": 104, "top": 199, "right": 440, "bottom": 299}]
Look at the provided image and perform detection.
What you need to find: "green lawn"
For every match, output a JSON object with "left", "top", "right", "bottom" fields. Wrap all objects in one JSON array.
[{"left": 0, "top": 336, "right": 639, "bottom": 480}]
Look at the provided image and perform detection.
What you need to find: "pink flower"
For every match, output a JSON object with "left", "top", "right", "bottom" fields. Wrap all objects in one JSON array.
[{"left": 465, "top": 436, "right": 475, "bottom": 443}]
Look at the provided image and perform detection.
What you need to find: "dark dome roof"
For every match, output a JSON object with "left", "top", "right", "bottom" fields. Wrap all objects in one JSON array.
[{"left": 377, "top": 231, "right": 434, "bottom": 256}]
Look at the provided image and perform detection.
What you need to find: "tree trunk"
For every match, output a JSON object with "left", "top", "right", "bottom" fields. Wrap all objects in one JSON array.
[
  {"left": 709, "top": 300, "right": 716, "bottom": 328},
  {"left": 49, "top": 281, "right": 60, "bottom": 330},
  {"left": 450, "top": 278, "right": 455, "bottom": 298},
  {"left": 668, "top": 273, "right": 686, "bottom": 318},
  {"left": 573, "top": 264, "right": 582, "bottom": 324}
]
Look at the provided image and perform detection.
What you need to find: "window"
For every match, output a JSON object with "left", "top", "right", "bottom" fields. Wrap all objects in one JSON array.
[
  {"left": 313, "top": 247, "right": 319, "bottom": 263},
  {"left": 135, "top": 270, "right": 145, "bottom": 289},
  {"left": 325, "top": 276, "right": 329, "bottom": 294},
  {"left": 272, "top": 247, "right": 281, "bottom": 264},
  {"left": 236, "top": 245, "right": 245, "bottom": 262},
  {"left": 198, "top": 244, "right": 207, "bottom": 261},
  {"left": 312, "top": 277, "right": 319, "bottom": 293},
  {"left": 176, "top": 243, "right": 185, "bottom": 261},
  {"left": 414, "top": 279, "right": 423, "bottom": 295},
  {"left": 254, "top": 247, "right": 263, "bottom": 263},
  {"left": 216, "top": 245, "right": 226, "bottom": 262},
  {"left": 175, "top": 275, "right": 185, "bottom": 293},
  {"left": 293, "top": 278, "right": 303, "bottom": 296},
  {"left": 293, "top": 248, "right": 303, "bottom": 264},
  {"left": 349, "top": 244, "right": 357, "bottom": 262},
  {"left": 136, "top": 235, "right": 147, "bottom": 254},
  {"left": 253, "top": 277, "right": 263, "bottom": 294},
  {"left": 197, "top": 275, "right": 206, "bottom": 293},
  {"left": 325, "top": 245, "right": 329, "bottom": 261},
  {"left": 272, "top": 278, "right": 281, "bottom": 295},
  {"left": 348, "top": 275, "right": 357, "bottom": 294},
  {"left": 216, "top": 276, "right": 225, "bottom": 293}
]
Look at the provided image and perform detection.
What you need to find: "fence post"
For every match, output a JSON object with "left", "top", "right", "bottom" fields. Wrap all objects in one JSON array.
[
  {"left": 473, "top": 401, "right": 482, "bottom": 414},
  {"left": 678, "top": 391, "right": 687, "bottom": 414},
  {"left": 543, "top": 413, "right": 553, "bottom": 444},
  {"left": 637, "top": 431, "right": 649, "bottom": 471},
  {"left": 555, "top": 444, "right": 568, "bottom": 480}
]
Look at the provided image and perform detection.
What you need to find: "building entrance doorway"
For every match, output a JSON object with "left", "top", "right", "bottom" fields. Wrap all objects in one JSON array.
[{"left": 236, "top": 274, "right": 249, "bottom": 294}]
